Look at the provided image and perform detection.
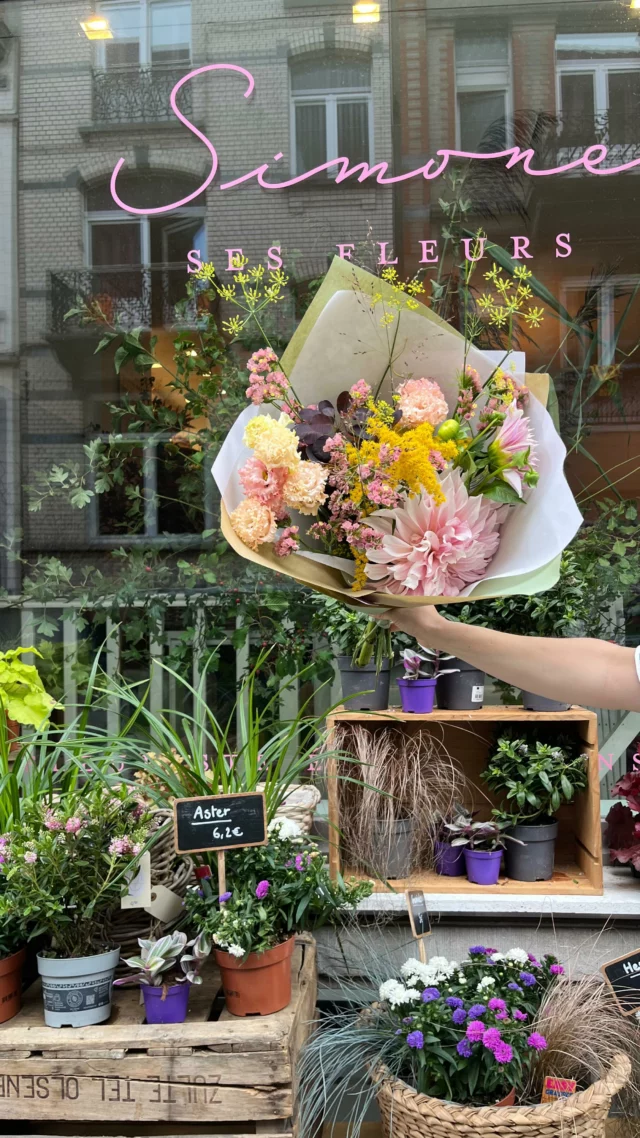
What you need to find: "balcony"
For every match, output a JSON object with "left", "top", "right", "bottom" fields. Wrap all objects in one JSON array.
[
  {"left": 91, "top": 65, "right": 192, "bottom": 126},
  {"left": 549, "top": 110, "right": 640, "bottom": 170},
  {"left": 48, "top": 266, "right": 202, "bottom": 335},
  {"left": 558, "top": 370, "right": 640, "bottom": 430}
]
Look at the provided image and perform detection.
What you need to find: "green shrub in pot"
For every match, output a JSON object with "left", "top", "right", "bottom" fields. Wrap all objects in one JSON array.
[
  {"left": 483, "top": 734, "right": 588, "bottom": 883},
  {"left": 2, "top": 786, "right": 154, "bottom": 1027}
]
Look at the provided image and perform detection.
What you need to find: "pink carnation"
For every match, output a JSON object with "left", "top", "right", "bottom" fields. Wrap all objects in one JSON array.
[
  {"left": 239, "top": 457, "right": 288, "bottom": 513},
  {"left": 364, "top": 469, "right": 502, "bottom": 596},
  {"left": 396, "top": 378, "right": 449, "bottom": 428}
]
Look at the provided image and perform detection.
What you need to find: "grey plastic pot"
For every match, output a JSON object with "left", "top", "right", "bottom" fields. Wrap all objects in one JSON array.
[
  {"left": 505, "top": 820, "right": 559, "bottom": 882},
  {"left": 437, "top": 657, "right": 485, "bottom": 710},
  {"left": 37, "top": 946, "right": 120, "bottom": 1027},
  {"left": 371, "top": 818, "right": 414, "bottom": 879},
  {"left": 337, "top": 656, "right": 390, "bottom": 711},
  {"left": 521, "top": 690, "right": 569, "bottom": 712}
]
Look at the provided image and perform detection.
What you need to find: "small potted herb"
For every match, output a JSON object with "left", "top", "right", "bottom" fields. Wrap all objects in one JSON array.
[
  {"left": 398, "top": 648, "right": 458, "bottom": 714},
  {"left": 433, "top": 808, "right": 469, "bottom": 877},
  {"left": 483, "top": 734, "right": 588, "bottom": 882},
  {"left": 113, "top": 931, "right": 211, "bottom": 1024},
  {"left": 445, "top": 816, "right": 509, "bottom": 886}
]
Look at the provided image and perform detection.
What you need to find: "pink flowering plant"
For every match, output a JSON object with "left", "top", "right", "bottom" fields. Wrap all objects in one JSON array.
[
  {"left": 1, "top": 786, "right": 153, "bottom": 958},
  {"left": 606, "top": 771, "right": 640, "bottom": 871},
  {"left": 185, "top": 816, "right": 372, "bottom": 960}
]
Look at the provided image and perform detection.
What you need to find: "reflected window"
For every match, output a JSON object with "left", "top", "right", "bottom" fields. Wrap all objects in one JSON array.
[
  {"left": 456, "top": 32, "right": 510, "bottom": 152},
  {"left": 290, "top": 51, "right": 373, "bottom": 176},
  {"left": 556, "top": 34, "right": 640, "bottom": 149},
  {"left": 98, "top": 0, "right": 191, "bottom": 68}
]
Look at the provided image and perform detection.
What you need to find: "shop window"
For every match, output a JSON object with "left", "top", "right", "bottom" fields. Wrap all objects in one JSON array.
[
  {"left": 455, "top": 33, "right": 511, "bottom": 151},
  {"left": 97, "top": 0, "right": 191, "bottom": 68},
  {"left": 556, "top": 34, "right": 640, "bottom": 151},
  {"left": 290, "top": 51, "right": 373, "bottom": 176}
]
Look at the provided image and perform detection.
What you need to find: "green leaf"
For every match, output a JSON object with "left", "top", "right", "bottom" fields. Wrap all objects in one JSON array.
[
  {"left": 482, "top": 481, "right": 522, "bottom": 504},
  {"left": 69, "top": 488, "right": 94, "bottom": 509}
]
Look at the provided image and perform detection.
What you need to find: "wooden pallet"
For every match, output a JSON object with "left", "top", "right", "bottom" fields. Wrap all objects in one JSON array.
[
  {"left": 327, "top": 706, "right": 602, "bottom": 896},
  {"left": 0, "top": 939, "right": 317, "bottom": 1130}
]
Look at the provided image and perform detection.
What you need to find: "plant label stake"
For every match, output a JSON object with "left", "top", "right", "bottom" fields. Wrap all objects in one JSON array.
[
  {"left": 540, "top": 1077, "right": 577, "bottom": 1103},
  {"left": 407, "top": 890, "right": 431, "bottom": 962},
  {"left": 121, "top": 851, "right": 152, "bottom": 910},
  {"left": 174, "top": 792, "right": 268, "bottom": 909},
  {"left": 601, "top": 948, "right": 640, "bottom": 1016}
]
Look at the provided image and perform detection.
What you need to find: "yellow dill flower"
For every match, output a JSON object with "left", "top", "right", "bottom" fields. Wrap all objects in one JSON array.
[
  {"left": 525, "top": 306, "right": 544, "bottom": 328},
  {"left": 269, "top": 269, "right": 288, "bottom": 287},
  {"left": 222, "top": 315, "right": 245, "bottom": 336},
  {"left": 514, "top": 265, "right": 532, "bottom": 281},
  {"left": 381, "top": 268, "right": 399, "bottom": 283},
  {"left": 194, "top": 261, "right": 216, "bottom": 281}
]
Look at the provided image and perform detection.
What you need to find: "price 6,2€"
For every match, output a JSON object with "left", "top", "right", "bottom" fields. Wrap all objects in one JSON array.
[{"left": 210, "top": 825, "right": 244, "bottom": 841}]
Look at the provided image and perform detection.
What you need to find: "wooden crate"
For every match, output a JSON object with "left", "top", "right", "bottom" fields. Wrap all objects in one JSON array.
[
  {"left": 327, "top": 706, "right": 602, "bottom": 896},
  {"left": 0, "top": 939, "right": 317, "bottom": 1131}
]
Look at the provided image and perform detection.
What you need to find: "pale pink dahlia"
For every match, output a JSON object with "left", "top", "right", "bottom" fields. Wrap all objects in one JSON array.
[
  {"left": 239, "top": 457, "right": 288, "bottom": 512},
  {"left": 396, "top": 378, "right": 449, "bottom": 428},
  {"left": 364, "top": 470, "right": 502, "bottom": 596}
]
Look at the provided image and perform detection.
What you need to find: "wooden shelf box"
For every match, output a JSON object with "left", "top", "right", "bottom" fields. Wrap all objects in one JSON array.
[
  {"left": 326, "top": 706, "right": 602, "bottom": 897},
  {"left": 0, "top": 938, "right": 316, "bottom": 1134}
]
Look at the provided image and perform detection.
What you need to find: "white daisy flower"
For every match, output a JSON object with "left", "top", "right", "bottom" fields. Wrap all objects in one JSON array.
[
  {"left": 268, "top": 816, "right": 303, "bottom": 841},
  {"left": 505, "top": 948, "right": 529, "bottom": 965}
]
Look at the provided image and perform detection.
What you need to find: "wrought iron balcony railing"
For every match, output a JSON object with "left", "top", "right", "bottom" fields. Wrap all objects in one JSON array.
[
  {"left": 49, "top": 267, "right": 200, "bottom": 334},
  {"left": 557, "top": 370, "right": 640, "bottom": 428},
  {"left": 551, "top": 110, "right": 640, "bottom": 168},
  {"left": 92, "top": 65, "right": 192, "bottom": 126}
]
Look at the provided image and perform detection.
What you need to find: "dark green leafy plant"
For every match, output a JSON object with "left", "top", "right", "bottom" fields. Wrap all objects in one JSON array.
[{"left": 483, "top": 734, "right": 588, "bottom": 824}]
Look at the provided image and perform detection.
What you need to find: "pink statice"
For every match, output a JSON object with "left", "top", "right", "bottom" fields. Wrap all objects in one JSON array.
[
  {"left": 487, "top": 404, "right": 537, "bottom": 497},
  {"left": 274, "top": 525, "right": 300, "bottom": 558},
  {"left": 364, "top": 469, "right": 503, "bottom": 596},
  {"left": 396, "top": 378, "right": 448, "bottom": 428},
  {"left": 245, "top": 348, "right": 290, "bottom": 405},
  {"left": 239, "top": 457, "right": 288, "bottom": 515},
  {"left": 349, "top": 379, "right": 372, "bottom": 407},
  {"left": 65, "top": 817, "right": 83, "bottom": 835},
  {"left": 247, "top": 348, "right": 279, "bottom": 374}
]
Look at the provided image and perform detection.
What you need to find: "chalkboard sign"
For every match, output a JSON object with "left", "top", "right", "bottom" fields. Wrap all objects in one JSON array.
[
  {"left": 173, "top": 792, "right": 267, "bottom": 855},
  {"left": 601, "top": 948, "right": 640, "bottom": 1016},
  {"left": 407, "top": 890, "right": 431, "bottom": 939}
]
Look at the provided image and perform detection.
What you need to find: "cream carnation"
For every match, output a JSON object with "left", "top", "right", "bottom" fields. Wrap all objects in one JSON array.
[
  {"left": 229, "top": 497, "right": 277, "bottom": 550},
  {"left": 243, "top": 413, "right": 300, "bottom": 471},
  {"left": 282, "top": 462, "right": 328, "bottom": 516},
  {"left": 396, "top": 378, "right": 449, "bottom": 428}
]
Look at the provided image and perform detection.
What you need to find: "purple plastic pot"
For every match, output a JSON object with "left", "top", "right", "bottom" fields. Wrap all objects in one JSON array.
[
  {"left": 142, "top": 981, "right": 191, "bottom": 1024},
  {"left": 464, "top": 848, "right": 503, "bottom": 886},
  {"left": 398, "top": 677, "right": 437, "bottom": 713},
  {"left": 435, "top": 841, "right": 465, "bottom": 877}
]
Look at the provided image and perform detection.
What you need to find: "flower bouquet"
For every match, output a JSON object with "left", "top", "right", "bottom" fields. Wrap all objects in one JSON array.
[{"left": 212, "top": 256, "right": 582, "bottom": 607}]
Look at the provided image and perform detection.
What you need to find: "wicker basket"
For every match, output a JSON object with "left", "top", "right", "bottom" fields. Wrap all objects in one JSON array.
[
  {"left": 107, "top": 810, "right": 194, "bottom": 965},
  {"left": 260, "top": 783, "right": 322, "bottom": 834},
  {"left": 375, "top": 1053, "right": 631, "bottom": 1138}
]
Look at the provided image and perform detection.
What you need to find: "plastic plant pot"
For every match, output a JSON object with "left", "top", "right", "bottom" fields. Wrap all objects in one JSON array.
[
  {"left": 505, "top": 820, "right": 559, "bottom": 882},
  {"left": 142, "top": 981, "right": 191, "bottom": 1024},
  {"left": 398, "top": 677, "right": 436, "bottom": 713},
  {"left": 337, "top": 656, "right": 390, "bottom": 711},
  {"left": 372, "top": 818, "right": 414, "bottom": 879},
  {"left": 522, "top": 690, "right": 569, "bottom": 712},
  {"left": 437, "top": 659, "right": 485, "bottom": 710},
  {"left": 37, "top": 946, "right": 120, "bottom": 1027},
  {"left": 214, "top": 936, "right": 295, "bottom": 1016},
  {"left": 464, "top": 848, "right": 503, "bottom": 886},
  {"left": 434, "top": 841, "right": 465, "bottom": 877}
]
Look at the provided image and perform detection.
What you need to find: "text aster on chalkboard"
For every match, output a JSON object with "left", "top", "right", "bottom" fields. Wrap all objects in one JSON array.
[{"left": 173, "top": 792, "right": 267, "bottom": 855}]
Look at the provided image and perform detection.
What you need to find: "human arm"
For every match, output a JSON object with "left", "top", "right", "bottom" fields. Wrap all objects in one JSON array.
[{"left": 377, "top": 606, "right": 640, "bottom": 712}]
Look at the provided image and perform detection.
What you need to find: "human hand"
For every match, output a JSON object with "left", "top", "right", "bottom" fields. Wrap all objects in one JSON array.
[{"left": 369, "top": 604, "right": 446, "bottom": 648}]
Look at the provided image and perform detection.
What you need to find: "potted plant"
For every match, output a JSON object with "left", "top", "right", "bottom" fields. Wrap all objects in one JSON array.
[
  {"left": 113, "top": 930, "right": 211, "bottom": 1024},
  {"left": 433, "top": 808, "right": 469, "bottom": 877},
  {"left": 2, "top": 786, "right": 153, "bottom": 1027},
  {"left": 605, "top": 771, "right": 640, "bottom": 875},
  {"left": 435, "top": 605, "right": 489, "bottom": 710},
  {"left": 483, "top": 734, "right": 588, "bottom": 882},
  {"left": 0, "top": 647, "right": 62, "bottom": 752},
  {"left": 186, "top": 816, "right": 372, "bottom": 1016},
  {"left": 398, "top": 648, "right": 458, "bottom": 714},
  {"left": 0, "top": 894, "right": 27, "bottom": 1024},
  {"left": 309, "top": 596, "right": 406, "bottom": 711},
  {"left": 445, "top": 816, "right": 509, "bottom": 886}
]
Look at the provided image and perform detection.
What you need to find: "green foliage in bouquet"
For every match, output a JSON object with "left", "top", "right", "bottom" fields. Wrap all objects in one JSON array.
[
  {"left": 185, "top": 816, "right": 372, "bottom": 959},
  {"left": 484, "top": 734, "right": 588, "bottom": 825}
]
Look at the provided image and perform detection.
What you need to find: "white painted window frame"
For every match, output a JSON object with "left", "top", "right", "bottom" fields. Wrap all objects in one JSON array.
[
  {"left": 455, "top": 39, "right": 513, "bottom": 150},
  {"left": 96, "top": 0, "right": 192, "bottom": 69},
  {"left": 290, "top": 86, "right": 374, "bottom": 178},
  {"left": 561, "top": 273, "right": 640, "bottom": 372},
  {"left": 556, "top": 56, "right": 640, "bottom": 119},
  {"left": 84, "top": 207, "right": 203, "bottom": 270}
]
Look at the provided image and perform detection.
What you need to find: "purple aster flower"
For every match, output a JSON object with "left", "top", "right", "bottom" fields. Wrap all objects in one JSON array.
[
  {"left": 468, "top": 945, "right": 487, "bottom": 955},
  {"left": 482, "top": 1027, "right": 502, "bottom": 1053},
  {"left": 527, "top": 1032, "right": 547, "bottom": 1051},
  {"left": 255, "top": 880, "right": 270, "bottom": 900},
  {"left": 519, "top": 971, "right": 537, "bottom": 987},
  {"left": 451, "top": 1007, "right": 467, "bottom": 1025},
  {"left": 422, "top": 987, "right": 440, "bottom": 1002},
  {"left": 486, "top": 948, "right": 498, "bottom": 955},
  {"left": 219, "top": 891, "right": 232, "bottom": 902},
  {"left": 487, "top": 997, "right": 507, "bottom": 1013},
  {"left": 508, "top": 982, "right": 523, "bottom": 992},
  {"left": 495, "top": 1010, "right": 509, "bottom": 1021},
  {"left": 457, "top": 1039, "right": 473, "bottom": 1058},
  {"left": 493, "top": 1041, "right": 514, "bottom": 1064},
  {"left": 550, "top": 964, "right": 564, "bottom": 975},
  {"left": 527, "top": 952, "right": 540, "bottom": 964},
  {"left": 294, "top": 854, "right": 305, "bottom": 871},
  {"left": 466, "top": 1019, "right": 486, "bottom": 1042},
  {"left": 406, "top": 1030, "right": 424, "bottom": 1050},
  {"left": 513, "top": 1009, "right": 528, "bottom": 1022},
  {"left": 468, "top": 1003, "right": 486, "bottom": 1017},
  {"left": 446, "top": 996, "right": 464, "bottom": 1008},
  {"left": 395, "top": 1029, "right": 402, "bottom": 1035},
  {"left": 402, "top": 1017, "right": 414, "bottom": 1025}
]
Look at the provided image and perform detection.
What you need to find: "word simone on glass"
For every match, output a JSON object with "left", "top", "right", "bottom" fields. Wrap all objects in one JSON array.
[
  {"left": 109, "top": 63, "right": 640, "bottom": 217},
  {"left": 186, "top": 233, "right": 574, "bottom": 275}
]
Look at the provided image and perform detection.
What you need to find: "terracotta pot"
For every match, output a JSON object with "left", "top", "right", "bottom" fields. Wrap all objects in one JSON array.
[
  {"left": 495, "top": 1086, "right": 516, "bottom": 1107},
  {"left": 214, "top": 936, "right": 295, "bottom": 1016},
  {"left": 0, "top": 947, "right": 26, "bottom": 1024}
]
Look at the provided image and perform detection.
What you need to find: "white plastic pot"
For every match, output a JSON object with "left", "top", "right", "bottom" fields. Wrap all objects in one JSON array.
[{"left": 37, "top": 947, "right": 120, "bottom": 1027}]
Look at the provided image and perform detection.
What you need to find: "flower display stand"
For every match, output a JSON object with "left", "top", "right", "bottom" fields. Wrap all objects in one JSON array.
[
  {"left": 0, "top": 937, "right": 316, "bottom": 1133},
  {"left": 327, "top": 706, "right": 602, "bottom": 896}
]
